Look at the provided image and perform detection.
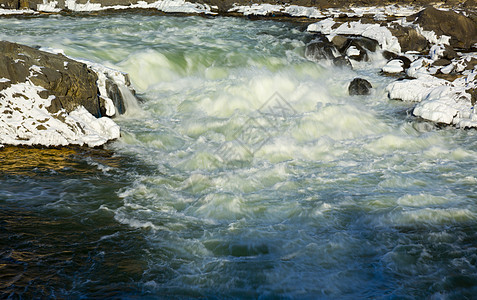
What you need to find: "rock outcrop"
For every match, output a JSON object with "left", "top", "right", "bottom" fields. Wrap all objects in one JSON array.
[
  {"left": 0, "top": 41, "right": 101, "bottom": 117},
  {"left": 415, "top": 6, "right": 477, "bottom": 49},
  {"left": 0, "top": 41, "right": 137, "bottom": 147}
]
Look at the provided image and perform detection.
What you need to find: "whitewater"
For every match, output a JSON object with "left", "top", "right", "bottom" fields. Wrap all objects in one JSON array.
[{"left": 1, "top": 13, "right": 476, "bottom": 298}]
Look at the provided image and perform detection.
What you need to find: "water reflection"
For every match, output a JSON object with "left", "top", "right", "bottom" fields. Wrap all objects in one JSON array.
[{"left": 0, "top": 146, "right": 122, "bottom": 177}]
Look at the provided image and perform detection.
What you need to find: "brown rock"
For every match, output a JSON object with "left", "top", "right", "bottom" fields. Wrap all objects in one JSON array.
[
  {"left": 0, "top": 41, "right": 101, "bottom": 117},
  {"left": 415, "top": 6, "right": 477, "bottom": 49},
  {"left": 389, "top": 25, "right": 428, "bottom": 53},
  {"left": 0, "top": 0, "right": 19, "bottom": 9}
]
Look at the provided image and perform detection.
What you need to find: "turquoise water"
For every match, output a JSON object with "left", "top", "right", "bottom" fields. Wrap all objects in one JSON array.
[{"left": 1, "top": 13, "right": 477, "bottom": 298}]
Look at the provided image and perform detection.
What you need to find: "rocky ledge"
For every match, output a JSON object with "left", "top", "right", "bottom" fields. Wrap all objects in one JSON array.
[
  {"left": 0, "top": 40, "right": 138, "bottom": 147},
  {"left": 305, "top": 6, "right": 477, "bottom": 128}
]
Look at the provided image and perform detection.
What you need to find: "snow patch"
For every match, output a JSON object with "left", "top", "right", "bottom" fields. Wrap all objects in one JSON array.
[
  {"left": 64, "top": 0, "right": 214, "bottom": 14},
  {"left": 37, "top": 0, "right": 61, "bottom": 12},
  {"left": 0, "top": 81, "right": 120, "bottom": 147},
  {"left": 387, "top": 71, "right": 477, "bottom": 127},
  {"left": 307, "top": 19, "right": 401, "bottom": 53},
  {"left": 382, "top": 59, "right": 404, "bottom": 73}
]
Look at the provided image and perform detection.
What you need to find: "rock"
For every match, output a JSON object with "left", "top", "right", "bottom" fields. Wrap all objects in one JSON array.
[
  {"left": 433, "top": 58, "right": 452, "bottom": 66},
  {"left": 0, "top": 41, "right": 102, "bottom": 117},
  {"left": 383, "top": 59, "right": 405, "bottom": 74},
  {"left": 333, "top": 56, "right": 352, "bottom": 67},
  {"left": 105, "top": 78, "right": 126, "bottom": 115},
  {"left": 441, "top": 44, "right": 458, "bottom": 60},
  {"left": 415, "top": 6, "right": 477, "bottom": 49},
  {"left": 305, "top": 40, "right": 340, "bottom": 61},
  {"left": 0, "top": 0, "right": 19, "bottom": 9},
  {"left": 389, "top": 25, "right": 428, "bottom": 53},
  {"left": 349, "top": 78, "right": 372, "bottom": 95},
  {"left": 469, "top": 88, "right": 477, "bottom": 106}
]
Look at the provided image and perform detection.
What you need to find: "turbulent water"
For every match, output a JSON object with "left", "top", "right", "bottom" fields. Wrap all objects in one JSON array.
[{"left": 1, "top": 13, "right": 477, "bottom": 298}]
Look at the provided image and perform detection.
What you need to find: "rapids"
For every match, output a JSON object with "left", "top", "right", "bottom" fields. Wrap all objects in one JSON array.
[{"left": 1, "top": 13, "right": 476, "bottom": 298}]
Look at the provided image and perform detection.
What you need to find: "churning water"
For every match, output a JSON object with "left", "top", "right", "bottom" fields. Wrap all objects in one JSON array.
[{"left": 1, "top": 13, "right": 477, "bottom": 298}]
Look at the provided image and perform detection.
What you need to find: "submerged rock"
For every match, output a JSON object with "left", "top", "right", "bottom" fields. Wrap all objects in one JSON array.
[{"left": 349, "top": 78, "right": 372, "bottom": 95}]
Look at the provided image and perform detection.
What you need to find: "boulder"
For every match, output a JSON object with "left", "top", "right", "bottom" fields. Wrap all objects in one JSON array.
[
  {"left": 305, "top": 40, "right": 340, "bottom": 61},
  {"left": 389, "top": 25, "right": 428, "bottom": 53},
  {"left": 0, "top": 41, "right": 103, "bottom": 116},
  {"left": 333, "top": 56, "right": 352, "bottom": 67},
  {"left": 0, "top": 0, "right": 19, "bottom": 9},
  {"left": 349, "top": 78, "right": 372, "bottom": 95},
  {"left": 415, "top": 6, "right": 477, "bottom": 49}
]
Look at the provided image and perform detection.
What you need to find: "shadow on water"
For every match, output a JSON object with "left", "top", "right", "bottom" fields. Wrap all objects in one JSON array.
[{"left": 0, "top": 145, "right": 155, "bottom": 298}]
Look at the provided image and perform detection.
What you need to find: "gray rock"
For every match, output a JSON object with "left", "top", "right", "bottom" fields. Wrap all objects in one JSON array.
[
  {"left": 305, "top": 40, "right": 339, "bottom": 61},
  {"left": 349, "top": 78, "right": 372, "bottom": 95},
  {"left": 333, "top": 56, "right": 352, "bottom": 68}
]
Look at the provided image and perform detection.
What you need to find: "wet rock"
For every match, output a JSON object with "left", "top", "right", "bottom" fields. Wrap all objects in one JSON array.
[
  {"left": 349, "top": 78, "right": 372, "bottom": 95},
  {"left": 305, "top": 40, "right": 339, "bottom": 61},
  {"left": 415, "top": 6, "right": 477, "bottom": 49},
  {"left": 333, "top": 56, "right": 352, "bottom": 68},
  {"left": 105, "top": 78, "right": 125, "bottom": 115}
]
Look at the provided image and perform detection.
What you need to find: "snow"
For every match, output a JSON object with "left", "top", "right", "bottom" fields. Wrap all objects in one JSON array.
[
  {"left": 37, "top": 0, "right": 61, "bottom": 12},
  {"left": 382, "top": 59, "right": 404, "bottom": 73},
  {"left": 0, "top": 8, "right": 37, "bottom": 15},
  {"left": 387, "top": 71, "right": 477, "bottom": 127},
  {"left": 62, "top": 0, "right": 215, "bottom": 14},
  {"left": 416, "top": 25, "right": 451, "bottom": 45},
  {"left": 307, "top": 19, "right": 401, "bottom": 53},
  {"left": 0, "top": 81, "right": 120, "bottom": 147},
  {"left": 283, "top": 5, "right": 324, "bottom": 18},
  {"left": 229, "top": 4, "right": 282, "bottom": 16},
  {"left": 346, "top": 46, "right": 361, "bottom": 57}
]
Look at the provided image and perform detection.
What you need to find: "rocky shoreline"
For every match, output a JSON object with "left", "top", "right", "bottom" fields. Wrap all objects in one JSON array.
[
  {"left": 0, "top": 0, "right": 476, "bottom": 147},
  {"left": 0, "top": 41, "right": 137, "bottom": 147}
]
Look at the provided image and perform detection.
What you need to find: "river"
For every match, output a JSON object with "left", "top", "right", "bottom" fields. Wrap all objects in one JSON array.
[{"left": 1, "top": 12, "right": 476, "bottom": 298}]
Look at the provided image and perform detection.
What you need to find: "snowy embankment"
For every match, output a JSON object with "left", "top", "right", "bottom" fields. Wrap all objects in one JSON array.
[
  {"left": 0, "top": 1, "right": 421, "bottom": 18},
  {"left": 0, "top": 0, "right": 216, "bottom": 15},
  {"left": 306, "top": 7, "right": 477, "bottom": 128},
  {"left": 0, "top": 42, "right": 138, "bottom": 148}
]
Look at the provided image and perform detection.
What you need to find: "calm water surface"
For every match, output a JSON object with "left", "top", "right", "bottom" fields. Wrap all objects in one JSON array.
[{"left": 1, "top": 13, "right": 477, "bottom": 298}]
